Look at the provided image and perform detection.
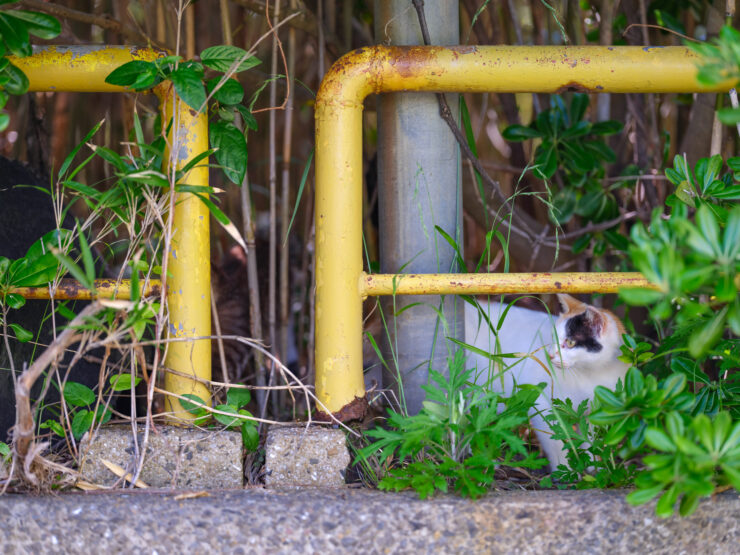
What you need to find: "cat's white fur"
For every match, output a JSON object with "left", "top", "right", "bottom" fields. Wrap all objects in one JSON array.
[{"left": 465, "top": 294, "right": 628, "bottom": 470}]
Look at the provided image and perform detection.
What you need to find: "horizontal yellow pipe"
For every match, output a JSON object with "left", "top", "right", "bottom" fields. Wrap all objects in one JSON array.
[
  {"left": 10, "top": 45, "right": 163, "bottom": 92},
  {"left": 361, "top": 272, "right": 657, "bottom": 296},
  {"left": 315, "top": 45, "right": 733, "bottom": 417},
  {"left": 9, "top": 278, "right": 161, "bottom": 300}
]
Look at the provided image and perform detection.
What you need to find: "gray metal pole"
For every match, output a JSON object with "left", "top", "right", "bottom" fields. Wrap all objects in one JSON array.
[{"left": 374, "top": 1, "right": 462, "bottom": 415}]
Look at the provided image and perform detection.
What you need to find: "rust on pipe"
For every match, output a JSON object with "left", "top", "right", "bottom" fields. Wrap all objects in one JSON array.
[
  {"left": 9, "top": 278, "right": 162, "bottom": 300},
  {"left": 361, "top": 272, "right": 659, "bottom": 296}
]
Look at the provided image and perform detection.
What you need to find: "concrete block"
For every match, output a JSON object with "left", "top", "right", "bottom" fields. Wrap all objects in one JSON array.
[
  {"left": 264, "top": 425, "right": 349, "bottom": 487},
  {"left": 79, "top": 424, "right": 242, "bottom": 489}
]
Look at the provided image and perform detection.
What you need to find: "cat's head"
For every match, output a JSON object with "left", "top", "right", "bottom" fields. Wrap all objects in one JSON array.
[{"left": 547, "top": 294, "right": 625, "bottom": 371}]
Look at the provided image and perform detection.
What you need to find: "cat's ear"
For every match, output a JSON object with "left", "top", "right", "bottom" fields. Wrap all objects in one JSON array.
[
  {"left": 584, "top": 307, "right": 605, "bottom": 333},
  {"left": 556, "top": 293, "right": 583, "bottom": 315}
]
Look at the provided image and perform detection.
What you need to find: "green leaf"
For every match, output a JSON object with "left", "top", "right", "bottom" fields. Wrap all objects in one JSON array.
[
  {"left": 694, "top": 204, "right": 720, "bottom": 255},
  {"left": 59, "top": 120, "right": 104, "bottom": 179},
  {"left": 71, "top": 409, "right": 94, "bottom": 439},
  {"left": 9, "top": 253, "right": 57, "bottom": 288},
  {"left": 619, "top": 287, "right": 664, "bottom": 305},
  {"left": 2, "top": 61, "right": 29, "bottom": 95},
  {"left": 688, "top": 308, "right": 728, "bottom": 359},
  {"left": 590, "top": 120, "right": 623, "bottom": 135},
  {"left": 241, "top": 420, "right": 259, "bottom": 451},
  {"left": 4, "top": 10, "right": 61, "bottom": 39},
  {"left": 722, "top": 206, "right": 740, "bottom": 260},
  {"left": 63, "top": 381, "right": 96, "bottom": 407},
  {"left": 717, "top": 107, "right": 740, "bottom": 124},
  {"left": 209, "top": 120, "right": 247, "bottom": 184},
  {"left": 8, "top": 323, "right": 32, "bottom": 342},
  {"left": 207, "top": 77, "right": 244, "bottom": 106},
  {"left": 569, "top": 93, "right": 589, "bottom": 123},
  {"left": 549, "top": 187, "right": 577, "bottom": 224},
  {"left": 4, "top": 292, "right": 25, "bottom": 309},
  {"left": 645, "top": 428, "right": 676, "bottom": 452},
  {"left": 214, "top": 404, "right": 241, "bottom": 428},
  {"left": 180, "top": 393, "right": 208, "bottom": 417},
  {"left": 0, "top": 12, "right": 31, "bottom": 57},
  {"left": 626, "top": 484, "right": 665, "bottom": 506},
  {"left": 40, "top": 419, "right": 65, "bottom": 437},
  {"left": 109, "top": 373, "right": 142, "bottom": 392},
  {"left": 226, "top": 387, "right": 251, "bottom": 409},
  {"left": 105, "top": 60, "right": 156, "bottom": 88},
  {"left": 678, "top": 492, "right": 701, "bottom": 517},
  {"left": 53, "top": 250, "right": 95, "bottom": 293},
  {"left": 655, "top": 486, "right": 679, "bottom": 518},
  {"left": 502, "top": 124, "right": 542, "bottom": 141},
  {"left": 560, "top": 120, "right": 591, "bottom": 139},
  {"left": 169, "top": 67, "right": 207, "bottom": 112},
  {"left": 285, "top": 150, "right": 314, "bottom": 241},
  {"left": 594, "top": 386, "right": 623, "bottom": 409},
  {"left": 625, "top": 367, "right": 645, "bottom": 396},
  {"left": 200, "top": 45, "right": 261, "bottom": 73},
  {"left": 235, "top": 105, "right": 257, "bottom": 131}
]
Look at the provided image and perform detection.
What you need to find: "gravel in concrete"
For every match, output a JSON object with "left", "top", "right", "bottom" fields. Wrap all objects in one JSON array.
[
  {"left": 265, "top": 425, "right": 350, "bottom": 487},
  {"left": 79, "top": 424, "right": 242, "bottom": 489},
  {"left": 0, "top": 488, "right": 737, "bottom": 554}
]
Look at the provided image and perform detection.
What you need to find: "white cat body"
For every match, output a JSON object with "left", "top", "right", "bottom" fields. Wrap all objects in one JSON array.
[{"left": 464, "top": 295, "right": 628, "bottom": 470}]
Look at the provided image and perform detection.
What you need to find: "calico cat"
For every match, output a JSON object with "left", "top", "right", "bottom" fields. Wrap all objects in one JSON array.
[{"left": 465, "top": 293, "right": 628, "bottom": 470}]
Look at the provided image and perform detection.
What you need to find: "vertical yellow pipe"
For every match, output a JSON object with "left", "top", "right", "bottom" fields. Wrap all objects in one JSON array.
[
  {"left": 159, "top": 87, "right": 212, "bottom": 420},
  {"left": 314, "top": 92, "right": 366, "bottom": 414},
  {"left": 11, "top": 45, "right": 212, "bottom": 419}
]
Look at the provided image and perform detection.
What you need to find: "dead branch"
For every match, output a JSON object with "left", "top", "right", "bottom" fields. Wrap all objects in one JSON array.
[{"left": 12, "top": 302, "right": 103, "bottom": 485}]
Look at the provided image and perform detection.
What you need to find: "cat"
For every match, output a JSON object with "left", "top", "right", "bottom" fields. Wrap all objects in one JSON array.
[{"left": 465, "top": 293, "right": 628, "bottom": 470}]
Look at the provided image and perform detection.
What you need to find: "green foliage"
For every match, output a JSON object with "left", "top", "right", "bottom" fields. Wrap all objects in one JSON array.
[
  {"left": 180, "top": 388, "right": 259, "bottom": 451},
  {"left": 356, "top": 351, "right": 548, "bottom": 499},
  {"left": 630, "top": 411, "right": 740, "bottom": 517},
  {"left": 0, "top": 440, "right": 10, "bottom": 464},
  {"left": 0, "top": 5, "right": 60, "bottom": 130},
  {"left": 546, "top": 358, "right": 739, "bottom": 517},
  {"left": 105, "top": 45, "right": 260, "bottom": 186},
  {"left": 0, "top": 229, "right": 70, "bottom": 343},
  {"left": 690, "top": 26, "right": 740, "bottom": 124},
  {"left": 621, "top": 157, "right": 740, "bottom": 360},
  {"left": 503, "top": 94, "right": 626, "bottom": 254},
  {"left": 542, "top": 397, "right": 637, "bottom": 490}
]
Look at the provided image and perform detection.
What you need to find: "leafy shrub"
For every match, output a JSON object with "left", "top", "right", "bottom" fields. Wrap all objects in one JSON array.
[
  {"left": 356, "top": 350, "right": 547, "bottom": 499},
  {"left": 503, "top": 94, "right": 629, "bottom": 254}
]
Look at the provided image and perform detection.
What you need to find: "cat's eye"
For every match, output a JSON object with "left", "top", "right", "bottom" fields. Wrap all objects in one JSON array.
[{"left": 564, "top": 338, "right": 575, "bottom": 348}]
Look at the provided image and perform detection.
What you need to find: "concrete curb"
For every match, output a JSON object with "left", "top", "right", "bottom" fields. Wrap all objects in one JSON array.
[{"left": 1, "top": 488, "right": 738, "bottom": 553}]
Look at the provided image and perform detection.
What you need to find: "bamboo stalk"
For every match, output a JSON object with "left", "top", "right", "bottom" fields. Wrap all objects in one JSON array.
[
  {"left": 266, "top": 0, "right": 282, "bottom": 418},
  {"left": 279, "top": 0, "right": 297, "bottom": 408}
]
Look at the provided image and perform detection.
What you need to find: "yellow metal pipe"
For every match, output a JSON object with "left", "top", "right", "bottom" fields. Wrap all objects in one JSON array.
[
  {"left": 159, "top": 86, "right": 212, "bottom": 421},
  {"left": 11, "top": 45, "right": 163, "bottom": 92},
  {"left": 9, "top": 45, "right": 212, "bottom": 422},
  {"left": 9, "top": 278, "right": 161, "bottom": 300},
  {"left": 315, "top": 45, "right": 733, "bottom": 416},
  {"left": 361, "top": 273, "right": 658, "bottom": 296}
]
